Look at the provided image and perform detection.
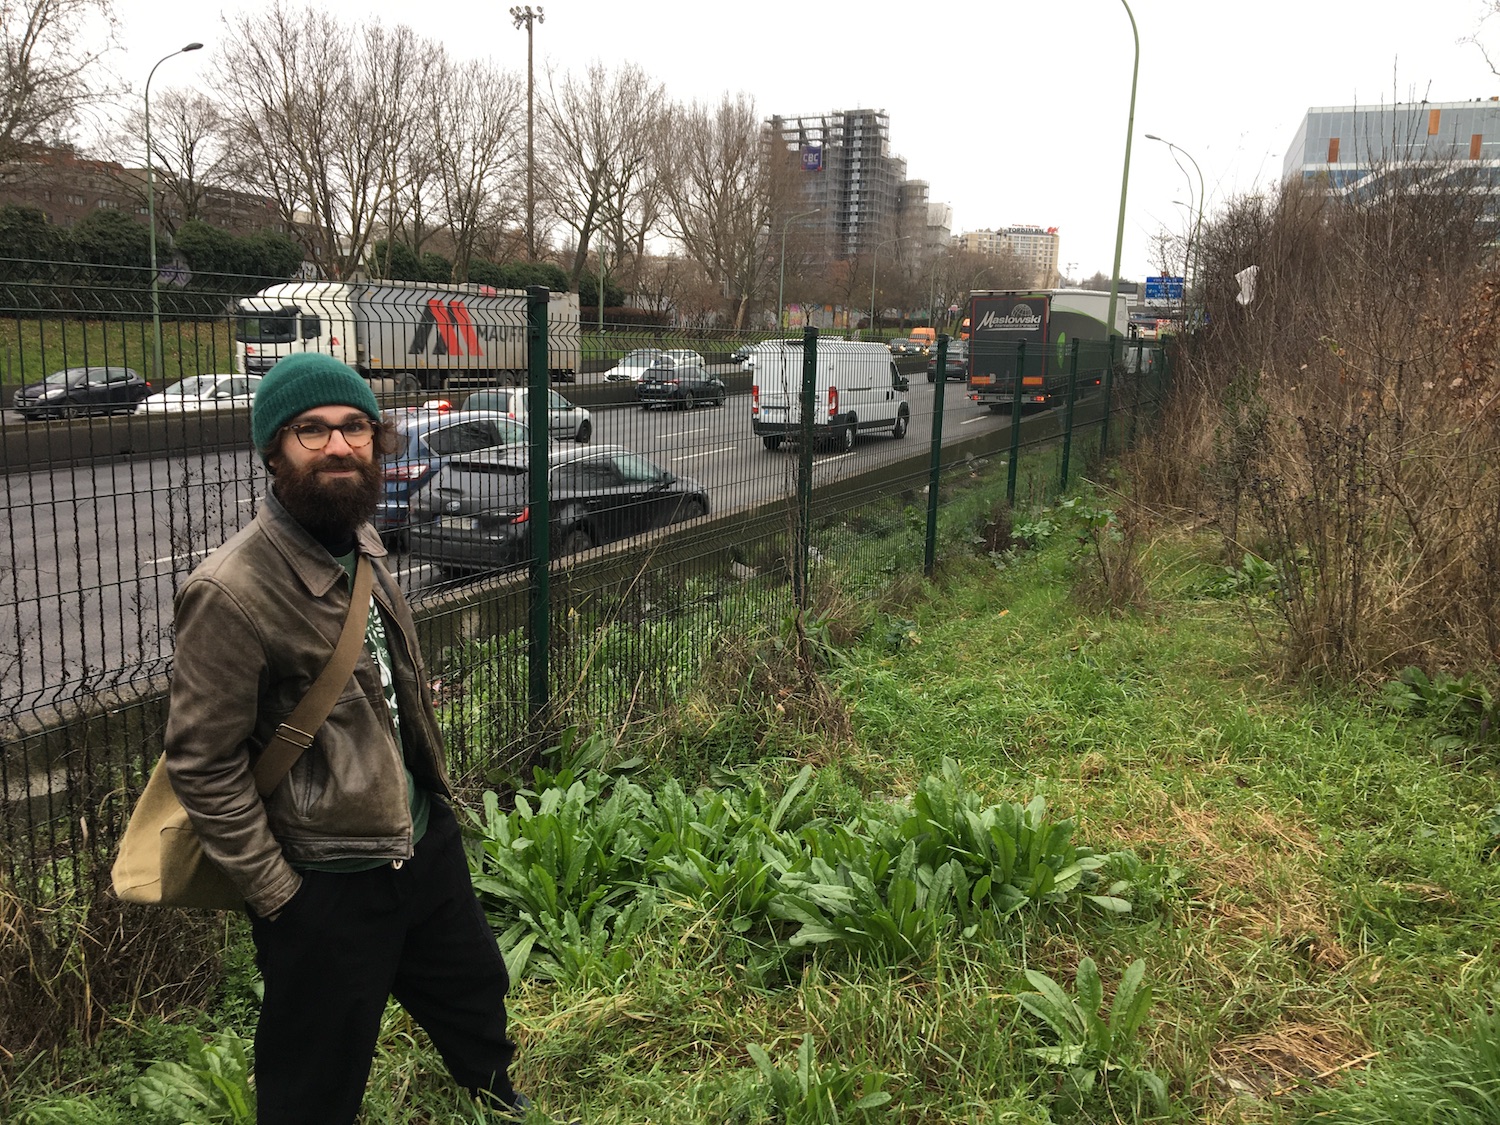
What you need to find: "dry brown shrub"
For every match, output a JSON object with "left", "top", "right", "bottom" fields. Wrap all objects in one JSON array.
[
  {"left": 1129, "top": 160, "right": 1500, "bottom": 680},
  {"left": 1071, "top": 489, "right": 1154, "bottom": 616},
  {"left": 0, "top": 876, "right": 230, "bottom": 1066}
]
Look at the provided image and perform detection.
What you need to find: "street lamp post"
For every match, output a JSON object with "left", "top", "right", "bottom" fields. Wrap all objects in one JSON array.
[
  {"left": 145, "top": 41, "right": 203, "bottom": 388},
  {"left": 1105, "top": 0, "right": 1138, "bottom": 343},
  {"left": 869, "top": 235, "right": 910, "bottom": 341},
  {"left": 777, "top": 207, "right": 821, "bottom": 332},
  {"left": 510, "top": 6, "right": 544, "bottom": 261},
  {"left": 1145, "top": 133, "right": 1204, "bottom": 299}
]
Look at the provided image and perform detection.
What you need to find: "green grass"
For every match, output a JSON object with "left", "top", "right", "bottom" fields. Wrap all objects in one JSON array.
[
  {"left": 8, "top": 496, "right": 1500, "bottom": 1123},
  {"left": 0, "top": 315, "right": 237, "bottom": 389}
]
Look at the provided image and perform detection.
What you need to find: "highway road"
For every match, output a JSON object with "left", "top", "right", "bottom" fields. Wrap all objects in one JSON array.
[{"left": 1, "top": 376, "right": 1061, "bottom": 721}]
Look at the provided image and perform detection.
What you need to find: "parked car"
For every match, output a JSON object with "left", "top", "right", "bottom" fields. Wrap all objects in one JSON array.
[
  {"left": 460, "top": 386, "right": 592, "bottom": 442},
  {"left": 602, "top": 348, "right": 665, "bottom": 382},
  {"left": 729, "top": 343, "right": 757, "bottom": 367},
  {"left": 14, "top": 366, "right": 151, "bottom": 419},
  {"left": 408, "top": 443, "right": 710, "bottom": 573},
  {"left": 135, "top": 373, "right": 261, "bottom": 413},
  {"left": 377, "top": 410, "right": 528, "bottom": 547},
  {"left": 926, "top": 340, "right": 969, "bottom": 382},
  {"left": 637, "top": 356, "right": 726, "bottom": 409}
]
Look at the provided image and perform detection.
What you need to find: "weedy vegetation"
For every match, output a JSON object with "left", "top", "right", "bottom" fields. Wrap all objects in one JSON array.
[{"left": 7, "top": 476, "right": 1500, "bottom": 1123}]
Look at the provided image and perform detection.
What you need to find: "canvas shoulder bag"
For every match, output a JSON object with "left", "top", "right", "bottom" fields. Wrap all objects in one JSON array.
[{"left": 112, "top": 556, "right": 374, "bottom": 910}]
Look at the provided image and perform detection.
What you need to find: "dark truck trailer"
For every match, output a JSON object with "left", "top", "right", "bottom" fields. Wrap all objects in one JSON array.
[{"left": 966, "top": 289, "right": 1126, "bottom": 411}]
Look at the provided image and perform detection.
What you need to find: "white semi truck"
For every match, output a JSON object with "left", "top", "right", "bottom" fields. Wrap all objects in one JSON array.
[{"left": 233, "top": 280, "right": 581, "bottom": 393}]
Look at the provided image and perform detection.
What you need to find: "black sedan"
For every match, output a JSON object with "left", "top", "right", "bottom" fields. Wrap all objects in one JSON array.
[
  {"left": 636, "top": 356, "right": 726, "bottom": 409},
  {"left": 14, "top": 366, "right": 152, "bottom": 419},
  {"left": 407, "top": 444, "right": 710, "bottom": 574},
  {"left": 926, "top": 342, "right": 969, "bottom": 382}
]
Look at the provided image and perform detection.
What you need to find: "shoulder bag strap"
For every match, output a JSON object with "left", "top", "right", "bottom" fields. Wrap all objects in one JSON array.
[{"left": 250, "top": 555, "right": 375, "bottom": 797}]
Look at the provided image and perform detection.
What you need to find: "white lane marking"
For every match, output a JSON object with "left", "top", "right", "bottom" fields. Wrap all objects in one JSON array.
[
  {"left": 674, "top": 445, "right": 737, "bottom": 462},
  {"left": 147, "top": 547, "right": 213, "bottom": 566}
]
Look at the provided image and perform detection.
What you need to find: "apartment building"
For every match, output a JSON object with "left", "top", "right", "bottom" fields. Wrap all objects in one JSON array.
[
  {"left": 952, "top": 225, "right": 1061, "bottom": 287},
  {"left": 768, "top": 108, "right": 950, "bottom": 260},
  {"left": 0, "top": 143, "right": 300, "bottom": 238}
]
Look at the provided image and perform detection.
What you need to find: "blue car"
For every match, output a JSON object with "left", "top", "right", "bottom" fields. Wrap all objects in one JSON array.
[{"left": 378, "top": 409, "right": 528, "bottom": 548}]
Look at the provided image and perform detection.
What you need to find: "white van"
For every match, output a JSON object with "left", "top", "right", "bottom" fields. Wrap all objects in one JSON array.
[{"left": 749, "top": 338, "right": 911, "bottom": 452}]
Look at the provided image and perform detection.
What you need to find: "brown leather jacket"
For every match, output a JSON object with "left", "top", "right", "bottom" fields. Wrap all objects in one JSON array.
[{"left": 164, "top": 493, "right": 451, "bottom": 917}]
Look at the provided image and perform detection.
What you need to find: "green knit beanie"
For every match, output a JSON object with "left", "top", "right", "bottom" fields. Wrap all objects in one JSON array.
[{"left": 252, "top": 353, "right": 381, "bottom": 458}]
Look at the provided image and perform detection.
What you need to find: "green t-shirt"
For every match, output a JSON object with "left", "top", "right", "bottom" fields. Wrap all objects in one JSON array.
[{"left": 295, "top": 552, "right": 430, "bottom": 872}]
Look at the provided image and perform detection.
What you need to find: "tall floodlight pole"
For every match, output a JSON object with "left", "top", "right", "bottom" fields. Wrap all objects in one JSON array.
[
  {"left": 1145, "top": 133, "right": 1204, "bottom": 302},
  {"left": 869, "top": 235, "right": 910, "bottom": 340},
  {"left": 1105, "top": 0, "right": 1139, "bottom": 342},
  {"left": 511, "top": 5, "right": 544, "bottom": 261},
  {"left": 777, "top": 207, "right": 821, "bottom": 331},
  {"left": 145, "top": 41, "right": 203, "bottom": 387}
]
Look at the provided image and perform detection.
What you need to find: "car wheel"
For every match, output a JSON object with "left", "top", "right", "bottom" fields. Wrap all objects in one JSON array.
[
  {"left": 682, "top": 391, "right": 695, "bottom": 411},
  {"left": 575, "top": 419, "right": 592, "bottom": 443},
  {"left": 762, "top": 435, "right": 783, "bottom": 451},
  {"left": 927, "top": 373, "right": 936, "bottom": 383},
  {"left": 559, "top": 527, "right": 594, "bottom": 556},
  {"left": 715, "top": 389, "right": 726, "bottom": 406},
  {"left": 892, "top": 409, "right": 909, "bottom": 439},
  {"left": 679, "top": 498, "right": 708, "bottom": 521},
  {"left": 397, "top": 373, "right": 421, "bottom": 395},
  {"left": 838, "top": 418, "right": 856, "bottom": 453}
]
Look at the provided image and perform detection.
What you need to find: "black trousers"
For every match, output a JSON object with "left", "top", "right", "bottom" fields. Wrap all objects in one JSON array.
[{"left": 247, "top": 801, "right": 515, "bottom": 1124}]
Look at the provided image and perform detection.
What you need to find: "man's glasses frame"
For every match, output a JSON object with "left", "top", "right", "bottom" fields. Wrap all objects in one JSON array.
[{"left": 282, "top": 419, "right": 376, "bottom": 451}]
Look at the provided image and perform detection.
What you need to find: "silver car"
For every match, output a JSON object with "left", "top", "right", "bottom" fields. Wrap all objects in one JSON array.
[{"left": 459, "top": 387, "right": 592, "bottom": 442}]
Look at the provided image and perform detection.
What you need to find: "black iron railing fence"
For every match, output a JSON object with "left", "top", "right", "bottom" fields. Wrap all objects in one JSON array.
[{"left": 0, "top": 265, "right": 1169, "bottom": 902}]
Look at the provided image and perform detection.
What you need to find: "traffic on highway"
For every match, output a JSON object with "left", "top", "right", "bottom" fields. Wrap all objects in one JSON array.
[{"left": 2, "top": 364, "right": 1062, "bottom": 718}]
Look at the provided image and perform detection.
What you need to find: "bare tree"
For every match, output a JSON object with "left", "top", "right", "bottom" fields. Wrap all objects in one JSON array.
[
  {"left": 658, "top": 93, "right": 779, "bottom": 329},
  {"left": 215, "top": 5, "right": 436, "bottom": 279},
  {"left": 0, "top": 0, "right": 116, "bottom": 159},
  {"left": 430, "top": 55, "right": 522, "bottom": 282},
  {"left": 114, "top": 86, "right": 226, "bottom": 233},
  {"left": 537, "top": 61, "right": 666, "bottom": 286}
]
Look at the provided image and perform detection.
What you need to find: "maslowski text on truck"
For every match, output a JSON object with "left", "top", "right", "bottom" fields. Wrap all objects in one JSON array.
[
  {"left": 234, "top": 280, "right": 582, "bottom": 394},
  {"left": 965, "top": 289, "right": 1127, "bottom": 411}
]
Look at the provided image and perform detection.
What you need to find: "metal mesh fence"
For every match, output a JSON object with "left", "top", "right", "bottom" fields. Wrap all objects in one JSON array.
[{"left": 0, "top": 264, "right": 1170, "bottom": 901}]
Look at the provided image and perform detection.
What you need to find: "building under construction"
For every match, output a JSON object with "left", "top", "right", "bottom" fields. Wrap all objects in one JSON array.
[{"left": 766, "top": 109, "right": 909, "bottom": 260}]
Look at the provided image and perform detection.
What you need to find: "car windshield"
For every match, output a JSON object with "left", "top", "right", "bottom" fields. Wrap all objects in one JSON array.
[
  {"left": 461, "top": 390, "right": 515, "bottom": 412},
  {"left": 164, "top": 375, "right": 219, "bottom": 398},
  {"left": 41, "top": 368, "right": 90, "bottom": 387},
  {"left": 235, "top": 307, "right": 297, "bottom": 343}
]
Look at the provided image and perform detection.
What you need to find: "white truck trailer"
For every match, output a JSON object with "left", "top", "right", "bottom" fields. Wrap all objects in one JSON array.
[{"left": 233, "top": 280, "right": 581, "bottom": 393}]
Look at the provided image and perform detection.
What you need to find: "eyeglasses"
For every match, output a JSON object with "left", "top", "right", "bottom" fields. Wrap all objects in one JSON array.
[{"left": 283, "top": 419, "right": 375, "bottom": 451}]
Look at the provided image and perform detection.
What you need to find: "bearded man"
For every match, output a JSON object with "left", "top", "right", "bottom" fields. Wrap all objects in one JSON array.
[{"left": 163, "top": 353, "right": 524, "bottom": 1123}]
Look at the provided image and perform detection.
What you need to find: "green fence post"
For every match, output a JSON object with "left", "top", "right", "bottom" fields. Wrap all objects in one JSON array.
[
  {"left": 1099, "top": 335, "right": 1118, "bottom": 459},
  {"left": 1059, "top": 337, "right": 1080, "bottom": 492},
  {"left": 526, "top": 284, "right": 551, "bottom": 729},
  {"left": 1007, "top": 340, "right": 1025, "bottom": 505},
  {"left": 924, "top": 334, "right": 949, "bottom": 576},
  {"left": 795, "top": 326, "right": 818, "bottom": 609}
]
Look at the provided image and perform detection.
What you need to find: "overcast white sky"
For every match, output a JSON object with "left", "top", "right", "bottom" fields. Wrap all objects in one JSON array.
[{"left": 98, "top": 0, "right": 1500, "bottom": 282}]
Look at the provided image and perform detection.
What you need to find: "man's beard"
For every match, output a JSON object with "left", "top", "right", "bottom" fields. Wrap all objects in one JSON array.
[{"left": 272, "top": 452, "right": 383, "bottom": 541}]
